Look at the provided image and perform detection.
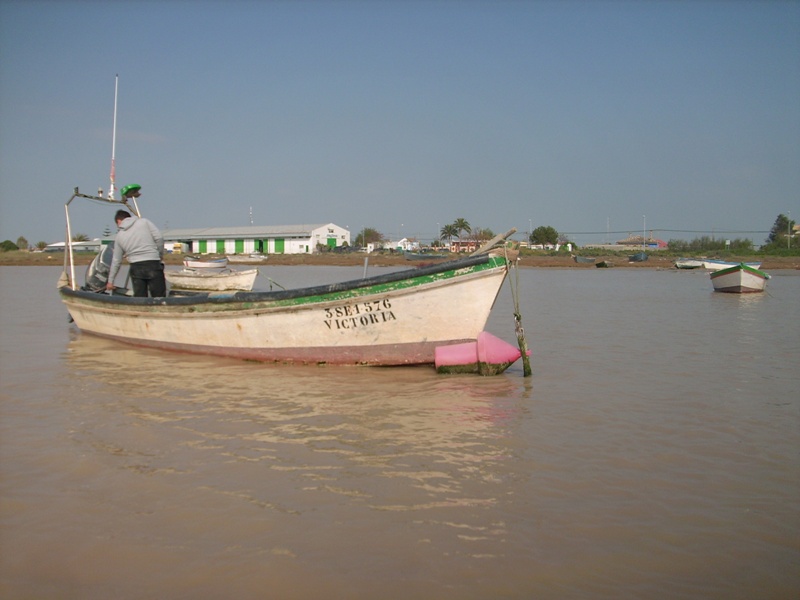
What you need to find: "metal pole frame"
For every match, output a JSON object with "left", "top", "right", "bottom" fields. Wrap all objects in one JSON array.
[{"left": 63, "top": 187, "right": 138, "bottom": 291}]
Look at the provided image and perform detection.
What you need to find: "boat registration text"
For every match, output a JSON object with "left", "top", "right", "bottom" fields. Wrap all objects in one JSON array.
[{"left": 324, "top": 299, "right": 397, "bottom": 330}]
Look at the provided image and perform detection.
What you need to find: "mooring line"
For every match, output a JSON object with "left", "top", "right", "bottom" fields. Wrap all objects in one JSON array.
[{"left": 506, "top": 247, "right": 532, "bottom": 377}]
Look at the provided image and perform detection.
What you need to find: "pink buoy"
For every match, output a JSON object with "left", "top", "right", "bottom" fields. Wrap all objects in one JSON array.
[
  {"left": 477, "top": 331, "right": 522, "bottom": 365},
  {"left": 434, "top": 340, "right": 478, "bottom": 367},
  {"left": 435, "top": 331, "right": 526, "bottom": 376}
]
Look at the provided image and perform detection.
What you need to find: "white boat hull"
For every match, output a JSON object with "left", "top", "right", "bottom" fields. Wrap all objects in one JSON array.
[
  {"left": 226, "top": 254, "right": 267, "bottom": 263},
  {"left": 674, "top": 258, "right": 705, "bottom": 269},
  {"left": 61, "top": 255, "right": 510, "bottom": 366},
  {"left": 165, "top": 268, "right": 258, "bottom": 291},
  {"left": 710, "top": 263, "right": 769, "bottom": 293},
  {"left": 183, "top": 257, "right": 228, "bottom": 269}
]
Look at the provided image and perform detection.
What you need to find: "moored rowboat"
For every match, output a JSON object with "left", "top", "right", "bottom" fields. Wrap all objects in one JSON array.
[
  {"left": 709, "top": 263, "right": 770, "bottom": 293},
  {"left": 674, "top": 258, "right": 705, "bottom": 269},
  {"left": 226, "top": 253, "right": 267, "bottom": 263},
  {"left": 572, "top": 255, "right": 596, "bottom": 264},
  {"left": 702, "top": 258, "right": 761, "bottom": 272},
  {"left": 165, "top": 268, "right": 258, "bottom": 291},
  {"left": 183, "top": 256, "right": 228, "bottom": 269}
]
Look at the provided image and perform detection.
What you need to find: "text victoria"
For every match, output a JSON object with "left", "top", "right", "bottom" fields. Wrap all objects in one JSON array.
[{"left": 324, "top": 299, "right": 397, "bottom": 330}]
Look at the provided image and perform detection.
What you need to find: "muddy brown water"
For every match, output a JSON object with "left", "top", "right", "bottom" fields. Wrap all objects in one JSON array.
[{"left": 1, "top": 266, "right": 798, "bottom": 599}]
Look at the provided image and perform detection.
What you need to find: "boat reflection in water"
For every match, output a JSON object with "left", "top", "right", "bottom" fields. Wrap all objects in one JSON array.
[{"left": 65, "top": 332, "right": 524, "bottom": 487}]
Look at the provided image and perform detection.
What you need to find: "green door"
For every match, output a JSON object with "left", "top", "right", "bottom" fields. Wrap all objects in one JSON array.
[
  {"left": 216, "top": 239, "right": 225, "bottom": 253},
  {"left": 235, "top": 239, "right": 244, "bottom": 254},
  {"left": 199, "top": 240, "right": 207, "bottom": 253},
  {"left": 275, "top": 238, "right": 285, "bottom": 254}
]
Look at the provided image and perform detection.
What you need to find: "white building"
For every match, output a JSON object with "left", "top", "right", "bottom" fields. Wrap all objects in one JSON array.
[
  {"left": 161, "top": 223, "right": 351, "bottom": 255},
  {"left": 389, "top": 237, "right": 419, "bottom": 252}
]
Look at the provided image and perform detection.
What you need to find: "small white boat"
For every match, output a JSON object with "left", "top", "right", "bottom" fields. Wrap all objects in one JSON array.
[
  {"left": 702, "top": 258, "right": 761, "bottom": 272},
  {"left": 165, "top": 268, "right": 258, "bottom": 292},
  {"left": 710, "top": 263, "right": 770, "bottom": 293},
  {"left": 183, "top": 256, "right": 228, "bottom": 269},
  {"left": 674, "top": 258, "right": 705, "bottom": 269},
  {"left": 572, "top": 255, "right": 596, "bottom": 264},
  {"left": 226, "top": 253, "right": 267, "bottom": 263}
]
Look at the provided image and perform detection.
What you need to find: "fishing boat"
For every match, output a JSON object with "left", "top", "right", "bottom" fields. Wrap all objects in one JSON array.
[
  {"left": 628, "top": 251, "right": 648, "bottom": 262},
  {"left": 572, "top": 255, "right": 596, "bottom": 264},
  {"left": 165, "top": 267, "right": 259, "bottom": 292},
  {"left": 226, "top": 253, "right": 267, "bottom": 263},
  {"left": 702, "top": 258, "right": 761, "bottom": 272},
  {"left": 59, "top": 188, "right": 524, "bottom": 371},
  {"left": 183, "top": 256, "right": 228, "bottom": 269},
  {"left": 710, "top": 263, "right": 770, "bottom": 293},
  {"left": 674, "top": 258, "right": 705, "bottom": 269}
]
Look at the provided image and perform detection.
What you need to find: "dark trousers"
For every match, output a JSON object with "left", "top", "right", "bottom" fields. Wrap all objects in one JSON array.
[{"left": 129, "top": 260, "right": 166, "bottom": 297}]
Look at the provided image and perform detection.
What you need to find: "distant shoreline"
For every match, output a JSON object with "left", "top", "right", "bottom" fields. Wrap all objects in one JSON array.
[{"left": 2, "top": 251, "right": 798, "bottom": 270}]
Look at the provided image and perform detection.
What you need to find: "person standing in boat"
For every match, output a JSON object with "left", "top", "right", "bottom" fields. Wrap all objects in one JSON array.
[{"left": 106, "top": 190, "right": 166, "bottom": 297}]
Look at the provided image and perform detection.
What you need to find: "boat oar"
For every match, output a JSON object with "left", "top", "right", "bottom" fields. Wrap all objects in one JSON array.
[{"left": 508, "top": 257, "right": 532, "bottom": 377}]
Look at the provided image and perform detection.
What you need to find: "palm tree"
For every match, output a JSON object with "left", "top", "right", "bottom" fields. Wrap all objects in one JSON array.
[
  {"left": 452, "top": 218, "right": 471, "bottom": 242},
  {"left": 440, "top": 224, "right": 458, "bottom": 247}
]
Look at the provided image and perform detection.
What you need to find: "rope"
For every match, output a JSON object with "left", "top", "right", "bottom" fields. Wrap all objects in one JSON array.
[{"left": 505, "top": 246, "right": 532, "bottom": 377}]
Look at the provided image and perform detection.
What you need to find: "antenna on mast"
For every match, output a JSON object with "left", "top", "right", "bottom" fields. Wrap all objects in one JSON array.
[{"left": 108, "top": 74, "right": 119, "bottom": 199}]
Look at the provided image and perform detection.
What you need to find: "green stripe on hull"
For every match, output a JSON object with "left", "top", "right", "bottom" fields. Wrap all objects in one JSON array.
[{"left": 61, "top": 255, "right": 509, "bottom": 316}]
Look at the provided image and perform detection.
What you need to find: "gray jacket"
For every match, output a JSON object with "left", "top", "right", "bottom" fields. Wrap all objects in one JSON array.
[{"left": 108, "top": 216, "right": 165, "bottom": 284}]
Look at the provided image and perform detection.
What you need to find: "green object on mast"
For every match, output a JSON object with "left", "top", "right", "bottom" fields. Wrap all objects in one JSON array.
[{"left": 120, "top": 184, "right": 141, "bottom": 198}]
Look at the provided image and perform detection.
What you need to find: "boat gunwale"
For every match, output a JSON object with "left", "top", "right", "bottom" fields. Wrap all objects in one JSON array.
[
  {"left": 61, "top": 253, "right": 505, "bottom": 309},
  {"left": 710, "top": 262, "right": 769, "bottom": 280},
  {"left": 63, "top": 264, "right": 507, "bottom": 320}
]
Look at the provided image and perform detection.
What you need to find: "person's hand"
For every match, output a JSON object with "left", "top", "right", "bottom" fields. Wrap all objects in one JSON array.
[{"left": 105, "top": 282, "right": 115, "bottom": 291}]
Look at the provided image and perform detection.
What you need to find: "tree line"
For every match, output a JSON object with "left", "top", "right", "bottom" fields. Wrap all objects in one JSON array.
[
  {"left": 306, "top": 214, "right": 800, "bottom": 252},
  {"left": 667, "top": 214, "right": 796, "bottom": 252},
  {"left": 529, "top": 213, "right": 797, "bottom": 251},
  {"left": 3, "top": 214, "right": 795, "bottom": 253},
  {"left": 354, "top": 218, "right": 496, "bottom": 248}
]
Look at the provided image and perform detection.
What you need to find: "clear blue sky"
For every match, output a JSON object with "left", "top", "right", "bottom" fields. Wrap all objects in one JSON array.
[{"left": 1, "top": 0, "right": 798, "bottom": 246}]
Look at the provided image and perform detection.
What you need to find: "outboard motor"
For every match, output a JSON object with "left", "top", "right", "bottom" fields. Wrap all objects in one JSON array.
[{"left": 82, "top": 243, "right": 122, "bottom": 293}]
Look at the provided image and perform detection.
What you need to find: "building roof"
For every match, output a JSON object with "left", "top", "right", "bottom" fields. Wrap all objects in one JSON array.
[
  {"left": 615, "top": 234, "right": 667, "bottom": 248},
  {"left": 161, "top": 224, "right": 338, "bottom": 240}
]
